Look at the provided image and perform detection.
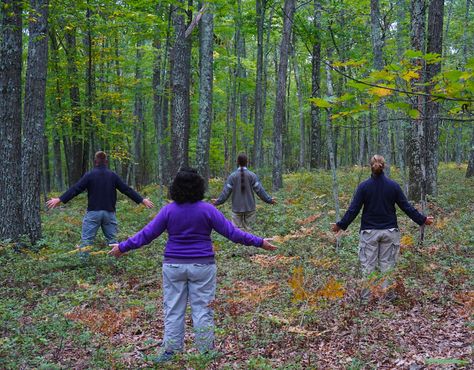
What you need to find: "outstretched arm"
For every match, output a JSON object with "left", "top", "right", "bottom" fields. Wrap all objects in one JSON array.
[
  {"left": 335, "top": 186, "right": 364, "bottom": 231},
  {"left": 114, "top": 174, "right": 148, "bottom": 206},
  {"left": 213, "top": 176, "right": 234, "bottom": 206},
  {"left": 210, "top": 207, "right": 264, "bottom": 247},
  {"left": 111, "top": 207, "right": 168, "bottom": 255},
  {"left": 395, "top": 185, "right": 428, "bottom": 225},
  {"left": 47, "top": 174, "right": 89, "bottom": 208},
  {"left": 251, "top": 175, "right": 274, "bottom": 204}
]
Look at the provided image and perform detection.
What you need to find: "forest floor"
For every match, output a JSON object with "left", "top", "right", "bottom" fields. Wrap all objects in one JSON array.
[{"left": 0, "top": 164, "right": 472, "bottom": 369}]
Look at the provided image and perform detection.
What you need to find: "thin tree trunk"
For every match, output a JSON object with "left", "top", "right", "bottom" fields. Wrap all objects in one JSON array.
[
  {"left": 292, "top": 42, "right": 305, "bottom": 169},
  {"left": 170, "top": 0, "right": 191, "bottom": 178},
  {"left": 65, "top": 27, "right": 84, "bottom": 185},
  {"left": 425, "top": 0, "right": 444, "bottom": 197},
  {"left": 407, "top": 0, "right": 426, "bottom": 202},
  {"left": 310, "top": 0, "right": 322, "bottom": 169},
  {"left": 466, "top": 126, "right": 474, "bottom": 177},
  {"left": 253, "top": 0, "right": 267, "bottom": 168},
  {"left": 133, "top": 41, "right": 145, "bottom": 187},
  {"left": 325, "top": 61, "right": 341, "bottom": 225},
  {"left": 272, "top": 0, "right": 296, "bottom": 190},
  {"left": 196, "top": 3, "right": 214, "bottom": 187},
  {"left": 371, "top": 0, "right": 391, "bottom": 175}
]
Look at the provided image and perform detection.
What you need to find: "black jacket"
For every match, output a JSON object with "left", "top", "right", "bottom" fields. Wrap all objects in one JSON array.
[{"left": 59, "top": 166, "right": 143, "bottom": 212}]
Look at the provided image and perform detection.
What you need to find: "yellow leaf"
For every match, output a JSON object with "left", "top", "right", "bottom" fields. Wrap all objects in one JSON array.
[
  {"left": 288, "top": 266, "right": 308, "bottom": 303},
  {"left": 400, "top": 235, "right": 414, "bottom": 247},
  {"left": 317, "top": 277, "right": 345, "bottom": 300},
  {"left": 369, "top": 87, "right": 393, "bottom": 97},
  {"left": 402, "top": 70, "right": 420, "bottom": 81}
]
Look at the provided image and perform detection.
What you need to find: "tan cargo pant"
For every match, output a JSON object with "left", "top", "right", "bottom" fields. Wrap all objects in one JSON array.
[
  {"left": 231, "top": 211, "right": 256, "bottom": 232},
  {"left": 358, "top": 228, "right": 401, "bottom": 301},
  {"left": 231, "top": 211, "right": 257, "bottom": 256}
]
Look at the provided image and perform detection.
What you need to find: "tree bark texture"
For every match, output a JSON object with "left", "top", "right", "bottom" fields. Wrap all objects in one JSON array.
[
  {"left": 424, "top": 0, "right": 444, "bottom": 197},
  {"left": 170, "top": 1, "right": 191, "bottom": 178},
  {"left": 310, "top": 0, "right": 322, "bottom": 169},
  {"left": 196, "top": 6, "right": 214, "bottom": 187},
  {"left": 370, "top": 0, "right": 391, "bottom": 175},
  {"left": 133, "top": 41, "right": 146, "bottom": 187},
  {"left": 272, "top": 0, "right": 295, "bottom": 191},
  {"left": 253, "top": 0, "right": 266, "bottom": 168},
  {"left": 0, "top": 0, "right": 23, "bottom": 240},
  {"left": 407, "top": 0, "right": 426, "bottom": 202},
  {"left": 21, "top": 0, "right": 49, "bottom": 243}
]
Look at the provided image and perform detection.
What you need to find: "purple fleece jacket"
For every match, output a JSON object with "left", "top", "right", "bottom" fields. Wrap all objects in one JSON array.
[{"left": 118, "top": 201, "right": 264, "bottom": 261}]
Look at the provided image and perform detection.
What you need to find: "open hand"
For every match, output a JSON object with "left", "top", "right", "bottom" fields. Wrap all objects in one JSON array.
[
  {"left": 211, "top": 198, "right": 218, "bottom": 206},
  {"left": 262, "top": 238, "right": 277, "bottom": 251},
  {"left": 46, "top": 198, "right": 61, "bottom": 209},
  {"left": 108, "top": 243, "right": 124, "bottom": 258},
  {"left": 425, "top": 216, "right": 434, "bottom": 225},
  {"left": 330, "top": 223, "right": 341, "bottom": 233},
  {"left": 142, "top": 198, "right": 155, "bottom": 209}
]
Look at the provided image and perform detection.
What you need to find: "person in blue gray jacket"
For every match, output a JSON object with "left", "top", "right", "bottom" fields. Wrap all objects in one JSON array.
[
  {"left": 212, "top": 153, "right": 275, "bottom": 231},
  {"left": 331, "top": 154, "right": 434, "bottom": 302}
]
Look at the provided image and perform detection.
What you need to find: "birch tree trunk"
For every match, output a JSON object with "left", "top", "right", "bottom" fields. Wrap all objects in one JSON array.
[
  {"left": 22, "top": 0, "right": 49, "bottom": 243},
  {"left": 0, "top": 0, "right": 23, "bottom": 240},
  {"left": 196, "top": 4, "right": 214, "bottom": 187},
  {"left": 325, "top": 61, "right": 340, "bottom": 223},
  {"left": 272, "top": 0, "right": 295, "bottom": 190}
]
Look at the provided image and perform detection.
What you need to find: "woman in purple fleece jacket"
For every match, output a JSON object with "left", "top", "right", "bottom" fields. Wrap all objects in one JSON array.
[{"left": 108, "top": 167, "right": 276, "bottom": 362}]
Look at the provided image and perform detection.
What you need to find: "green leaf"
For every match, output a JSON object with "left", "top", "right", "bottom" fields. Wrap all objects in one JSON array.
[
  {"left": 404, "top": 49, "right": 423, "bottom": 59},
  {"left": 309, "top": 98, "right": 332, "bottom": 108},
  {"left": 425, "top": 358, "right": 469, "bottom": 365},
  {"left": 408, "top": 109, "right": 420, "bottom": 119}
]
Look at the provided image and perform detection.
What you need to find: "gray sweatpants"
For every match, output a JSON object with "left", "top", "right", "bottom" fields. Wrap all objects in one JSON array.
[
  {"left": 162, "top": 263, "right": 217, "bottom": 352},
  {"left": 358, "top": 228, "right": 401, "bottom": 299}
]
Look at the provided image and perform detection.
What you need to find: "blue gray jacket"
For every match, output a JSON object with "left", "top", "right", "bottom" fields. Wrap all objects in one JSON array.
[{"left": 215, "top": 167, "right": 273, "bottom": 213}]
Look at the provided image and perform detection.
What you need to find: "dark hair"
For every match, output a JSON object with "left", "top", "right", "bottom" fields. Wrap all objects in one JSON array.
[
  {"left": 170, "top": 167, "right": 205, "bottom": 204},
  {"left": 237, "top": 153, "right": 248, "bottom": 192},
  {"left": 94, "top": 151, "right": 108, "bottom": 166}
]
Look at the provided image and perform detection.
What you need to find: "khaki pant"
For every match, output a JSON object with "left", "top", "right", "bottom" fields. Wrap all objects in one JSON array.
[
  {"left": 231, "top": 211, "right": 256, "bottom": 232},
  {"left": 231, "top": 211, "right": 257, "bottom": 256},
  {"left": 358, "top": 229, "right": 401, "bottom": 300}
]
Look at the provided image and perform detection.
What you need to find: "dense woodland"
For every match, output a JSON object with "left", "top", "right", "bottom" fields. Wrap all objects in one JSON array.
[
  {"left": 0, "top": 0, "right": 473, "bottom": 239},
  {"left": 1, "top": 1, "right": 473, "bottom": 368}
]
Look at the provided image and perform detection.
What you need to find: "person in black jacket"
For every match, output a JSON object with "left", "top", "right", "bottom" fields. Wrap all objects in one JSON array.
[
  {"left": 331, "top": 154, "right": 434, "bottom": 302},
  {"left": 47, "top": 151, "right": 154, "bottom": 251}
]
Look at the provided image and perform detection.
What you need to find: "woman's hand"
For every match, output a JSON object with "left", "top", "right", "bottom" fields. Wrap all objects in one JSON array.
[
  {"left": 262, "top": 238, "right": 277, "bottom": 251},
  {"left": 108, "top": 243, "right": 124, "bottom": 258}
]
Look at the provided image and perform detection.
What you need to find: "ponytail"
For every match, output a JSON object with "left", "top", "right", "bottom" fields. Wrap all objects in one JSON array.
[{"left": 370, "top": 154, "right": 385, "bottom": 175}]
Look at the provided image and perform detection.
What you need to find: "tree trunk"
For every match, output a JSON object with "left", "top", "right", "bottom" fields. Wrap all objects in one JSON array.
[
  {"left": 292, "top": 42, "right": 305, "bottom": 169},
  {"left": 466, "top": 126, "right": 474, "bottom": 178},
  {"left": 170, "top": 0, "right": 191, "bottom": 178},
  {"left": 253, "top": 0, "right": 267, "bottom": 168},
  {"left": 196, "top": 5, "right": 214, "bottom": 188},
  {"left": 22, "top": 0, "right": 49, "bottom": 243},
  {"left": 407, "top": 0, "right": 426, "bottom": 202},
  {"left": 65, "top": 27, "right": 84, "bottom": 185},
  {"left": 310, "top": 0, "right": 322, "bottom": 169},
  {"left": 133, "top": 41, "right": 145, "bottom": 187},
  {"left": 325, "top": 61, "right": 340, "bottom": 222},
  {"left": 0, "top": 0, "right": 23, "bottom": 240},
  {"left": 272, "top": 0, "right": 296, "bottom": 190},
  {"left": 425, "top": 0, "right": 444, "bottom": 197},
  {"left": 370, "top": 0, "right": 391, "bottom": 175},
  {"left": 83, "top": 5, "right": 94, "bottom": 171}
]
